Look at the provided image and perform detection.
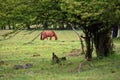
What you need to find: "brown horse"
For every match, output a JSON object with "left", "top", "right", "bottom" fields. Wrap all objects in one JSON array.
[{"left": 40, "top": 30, "right": 58, "bottom": 40}]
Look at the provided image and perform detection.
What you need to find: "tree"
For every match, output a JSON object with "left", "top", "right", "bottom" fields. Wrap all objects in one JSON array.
[{"left": 60, "top": 0, "right": 120, "bottom": 60}]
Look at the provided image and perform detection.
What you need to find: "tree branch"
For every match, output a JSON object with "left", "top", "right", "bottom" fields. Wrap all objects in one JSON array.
[
  {"left": 68, "top": 22, "right": 85, "bottom": 54},
  {"left": 25, "top": 32, "right": 41, "bottom": 44}
]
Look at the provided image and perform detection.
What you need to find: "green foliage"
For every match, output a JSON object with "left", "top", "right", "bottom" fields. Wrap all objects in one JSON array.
[
  {"left": 61, "top": 0, "right": 120, "bottom": 26},
  {"left": 0, "top": 0, "right": 119, "bottom": 29}
]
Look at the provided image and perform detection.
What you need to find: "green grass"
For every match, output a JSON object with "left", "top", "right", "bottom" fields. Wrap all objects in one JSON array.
[{"left": 0, "top": 30, "right": 120, "bottom": 80}]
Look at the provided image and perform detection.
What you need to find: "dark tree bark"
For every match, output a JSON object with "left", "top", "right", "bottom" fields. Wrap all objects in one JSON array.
[
  {"left": 59, "top": 22, "right": 65, "bottom": 30},
  {"left": 1, "top": 25, "right": 6, "bottom": 30},
  {"left": 93, "top": 29, "right": 113, "bottom": 58},
  {"left": 112, "top": 25, "right": 118, "bottom": 38},
  {"left": 69, "top": 21, "right": 113, "bottom": 60},
  {"left": 12, "top": 22, "right": 15, "bottom": 30},
  {"left": 85, "top": 31, "right": 93, "bottom": 61},
  {"left": 66, "top": 22, "right": 72, "bottom": 30},
  {"left": 43, "top": 20, "right": 48, "bottom": 29},
  {"left": 26, "top": 23, "right": 31, "bottom": 30},
  {"left": 8, "top": 20, "right": 11, "bottom": 30}
]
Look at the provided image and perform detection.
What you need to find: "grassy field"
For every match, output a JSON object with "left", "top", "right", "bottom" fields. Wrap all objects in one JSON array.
[{"left": 0, "top": 30, "right": 120, "bottom": 80}]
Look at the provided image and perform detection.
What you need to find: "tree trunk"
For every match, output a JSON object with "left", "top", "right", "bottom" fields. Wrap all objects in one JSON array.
[
  {"left": 12, "top": 22, "right": 15, "bottom": 30},
  {"left": 26, "top": 23, "right": 31, "bottom": 30},
  {"left": 66, "top": 22, "right": 72, "bottom": 30},
  {"left": 93, "top": 30, "right": 113, "bottom": 58},
  {"left": 85, "top": 31, "right": 93, "bottom": 61},
  {"left": 59, "top": 22, "right": 65, "bottom": 30},
  {"left": 43, "top": 20, "right": 48, "bottom": 29},
  {"left": 1, "top": 25, "right": 6, "bottom": 30},
  {"left": 112, "top": 25, "right": 118, "bottom": 38},
  {"left": 8, "top": 20, "right": 11, "bottom": 30}
]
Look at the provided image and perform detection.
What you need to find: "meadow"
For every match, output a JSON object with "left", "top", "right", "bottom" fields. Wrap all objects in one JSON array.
[{"left": 0, "top": 30, "right": 120, "bottom": 80}]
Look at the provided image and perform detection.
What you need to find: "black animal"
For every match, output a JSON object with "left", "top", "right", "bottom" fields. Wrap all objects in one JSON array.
[
  {"left": 52, "top": 52, "right": 60, "bottom": 64},
  {"left": 60, "top": 57, "right": 66, "bottom": 61}
]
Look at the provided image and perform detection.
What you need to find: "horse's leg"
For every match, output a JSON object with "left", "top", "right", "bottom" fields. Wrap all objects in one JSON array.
[
  {"left": 50, "top": 37, "right": 52, "bottom": 40},
  {"left": 42, "top": 37, "right": 45, "bottom": 40},
  {"left": 42, "top": 35, "right": 45, "bottom": 40},
  {"left": 46, "top": 37, "right": 48, "bottom": 40}
]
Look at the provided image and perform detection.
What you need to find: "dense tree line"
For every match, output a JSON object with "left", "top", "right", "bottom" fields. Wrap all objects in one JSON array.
[
  {"left": 0, "top": 0, "right": 76, "bottom": 30},
  {"left": 0, "top": 0, "right": 119, "bottom": 30},
  {"left": 0, "top": 0, "right": 120, "bottom": 60}
]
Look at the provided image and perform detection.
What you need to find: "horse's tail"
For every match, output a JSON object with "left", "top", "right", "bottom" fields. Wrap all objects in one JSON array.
[{"left": 52, "top": 31, "right": 58, "bottom": 40}]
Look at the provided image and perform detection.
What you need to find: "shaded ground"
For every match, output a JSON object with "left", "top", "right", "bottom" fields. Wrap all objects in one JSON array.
[{"left": 66, "top": 49, "right": 81, "bottom": 57}]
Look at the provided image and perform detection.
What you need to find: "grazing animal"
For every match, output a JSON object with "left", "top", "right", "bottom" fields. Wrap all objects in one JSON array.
[
  {"left": 60, "top": 57, "right": 66, "bottom": 61},
  {"left": 40, "top": 30, "right": 58, "bottom": 40},
  {"left": 52, "top": 52, "right": 60, "bottom": 64}
]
